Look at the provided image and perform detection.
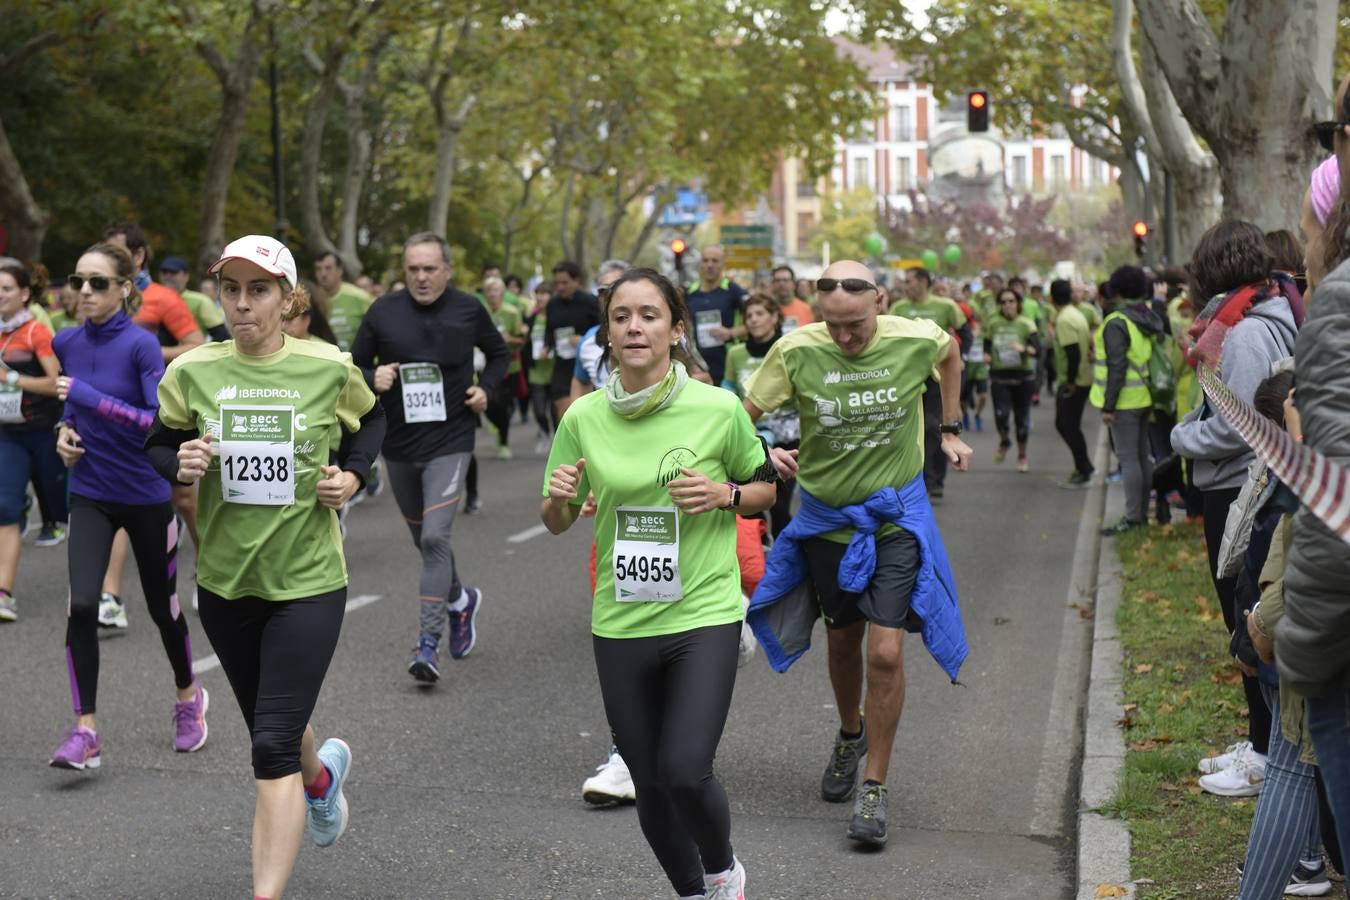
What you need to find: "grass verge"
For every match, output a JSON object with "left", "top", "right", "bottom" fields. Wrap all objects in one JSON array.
[{"left": 1100, "top": 521, "right": 1348, "bottom": 900}]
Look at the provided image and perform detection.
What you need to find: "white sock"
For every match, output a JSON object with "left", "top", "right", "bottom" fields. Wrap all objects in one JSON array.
[{"left": 447, "top": 589, "right": 469, "bottom": 612}]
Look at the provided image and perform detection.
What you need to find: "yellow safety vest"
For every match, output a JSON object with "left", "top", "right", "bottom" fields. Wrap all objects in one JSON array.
[{"left": 1090, "top": 311, "right": 1151, "bottom": 410}]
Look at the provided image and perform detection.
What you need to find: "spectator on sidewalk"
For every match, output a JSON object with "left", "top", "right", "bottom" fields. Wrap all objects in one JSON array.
[{"left": 1173, "top": 219, "right": 1302, "bottom": 799}]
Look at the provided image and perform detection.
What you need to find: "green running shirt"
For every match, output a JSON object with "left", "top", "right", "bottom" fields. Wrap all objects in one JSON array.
[
  {"left": 157, "top": 336, "right": 377, "bottom": 600},
  {"left": 745, "top": 317, "right": 951, "bottom": 541},
  {"left": 543, "top": 380, "right": 766, "bottom": 639}
]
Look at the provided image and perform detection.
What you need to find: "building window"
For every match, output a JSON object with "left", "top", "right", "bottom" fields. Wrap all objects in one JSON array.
[
  {"left": 1012, "top": 156, "right": 1027, "bottom": 189},
  {"left": 892, "top": 106, "right": 912, "bottom": 142},
  {"left": 1051, "top": 155, "right": 1066, "bottom": 188},
  {"left": 852, "top": 157, "right": 870, "bottom": 188},
  {"left": 896, "top": 156, "right": 912, "bottom": 191}
]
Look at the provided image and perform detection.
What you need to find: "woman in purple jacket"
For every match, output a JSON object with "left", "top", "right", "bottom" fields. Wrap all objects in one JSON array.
[{"left": 47, "top": 242, "right": 207, "bottom": 770}]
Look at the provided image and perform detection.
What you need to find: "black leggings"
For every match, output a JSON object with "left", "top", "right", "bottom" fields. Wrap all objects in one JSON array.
[
  {"left": 65, "top": 494, "right": 193, "bottom": 715},
  {"left": 198, "top": 585, "right": 345, "bottom": 779},
  {"left": 529, "top": 383, "right": 557, "bottom": 434},
  {"left": 1054, "top": 385, "right": 1094, "bottom": 476},
  {"left": 486, "top": 376, "right": 513, "bottom": 446},
  {"left": 1201, "top": 486, "right": 1272, "bottom": 755},
  {"left": 991, "top": 375, "right": 1034, "bottom": 445},
  {"left": 593, "top": 622, "right": 740, "bottom": 896}
]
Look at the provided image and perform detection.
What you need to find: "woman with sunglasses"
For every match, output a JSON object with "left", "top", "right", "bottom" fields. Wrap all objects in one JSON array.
[
  {"left": 543, "top": 268, "right": 775, "bottom": 899},
  {"left": 0, "top": 262, "right": 64, "bottom": 622},
  {"left": 984, "top": 288, "right": 1040, "bottom": 472},
  {"left": 48, "top": 242, "right": 207, "bottom": 770},
  {"left": 145, "top": 235, "right": 383, "bottom": 899}
]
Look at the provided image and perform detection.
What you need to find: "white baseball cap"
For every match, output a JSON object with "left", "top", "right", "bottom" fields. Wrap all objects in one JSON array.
[{"left": 208, "top": 235, "right": 298, "bottom": 290}]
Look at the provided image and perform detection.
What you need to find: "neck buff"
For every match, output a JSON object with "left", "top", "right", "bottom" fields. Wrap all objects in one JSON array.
[{"left": 606, "top": 360, "right": 688, "bottom": 419}]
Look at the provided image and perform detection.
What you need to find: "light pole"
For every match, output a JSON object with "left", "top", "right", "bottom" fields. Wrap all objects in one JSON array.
[{"left": 268, "top": 22, "right": 287, "bottom": 239}]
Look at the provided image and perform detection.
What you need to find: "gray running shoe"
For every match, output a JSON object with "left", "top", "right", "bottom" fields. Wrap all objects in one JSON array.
[
  {"left": 847, "top": 781, "right": 888, "bottom": 847},
  {"left": 820, "top": 725, "right": 867, "bottom": 802}
]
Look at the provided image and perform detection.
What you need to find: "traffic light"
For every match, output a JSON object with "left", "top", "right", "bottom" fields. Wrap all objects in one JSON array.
[
  {"left": 671, "top": 237, "right": 687, "bottom": 269},
  {"left": 1132, "top": 221, "right": 1149, "bottom": 259},
  {"left": 967, "top": 91, "right": 989, "bottom": 133}
]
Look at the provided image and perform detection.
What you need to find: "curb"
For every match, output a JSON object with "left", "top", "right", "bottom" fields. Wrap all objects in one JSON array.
[{"left": 1077, "top": 430, "right": 1137, "bottom": 900}]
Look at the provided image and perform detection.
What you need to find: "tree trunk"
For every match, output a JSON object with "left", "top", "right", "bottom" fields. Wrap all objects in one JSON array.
[
  {"left": 193, "top": 1, "right": 273, "bottom": 274},
  {"left": 428, "top": 123, "right": 459, "bottom": 240},
  {"left": 299, "top": 52, "right": 343, "bottom": 267},
  {"left": 0, "top": 114, "right": 46, "bottom": 261},
  {"left": 338, "top": 94, "right": 373, "bottom": 273},
  {"left": 1117, "top": 152, "right": 1149, "bottom": 225},
  {"left": 1134, "top": 0, "right": 1336, "bottom": 233},
  {"left": 197, "top": 77, "right": 260, "bottom": 274}
]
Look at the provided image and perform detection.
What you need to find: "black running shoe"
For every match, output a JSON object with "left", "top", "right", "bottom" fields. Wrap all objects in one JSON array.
[
  {"left": 847, "top": 781, "right": 888, "bottom": 848},
  {"left": 821, "top": 726, "right": 867, "bottom": 802}
]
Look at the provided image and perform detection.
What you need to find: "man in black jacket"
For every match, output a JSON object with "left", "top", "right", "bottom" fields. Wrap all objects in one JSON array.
[{"left": 351, "top": 232, "right": 509, "bottom": 684}]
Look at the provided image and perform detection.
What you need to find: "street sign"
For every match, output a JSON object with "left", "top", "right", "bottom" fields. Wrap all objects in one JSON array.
[{"left": 720, "top": 225, "right": 773, "bottom": 247}]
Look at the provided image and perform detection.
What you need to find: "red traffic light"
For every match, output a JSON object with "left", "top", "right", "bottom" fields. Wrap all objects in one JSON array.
[
  {"left": 670, "top": 238, "right": 687, "bottom": 254},
  {"left": 968, "top": 92, "right": 987, "bottom": 110},
  {"left": 1132, "top": 221, "right": 1149, "bottom": 238}
]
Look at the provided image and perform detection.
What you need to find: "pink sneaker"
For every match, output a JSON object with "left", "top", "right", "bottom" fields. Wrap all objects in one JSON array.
[
  {"left": 50, "top": 726, "right": 101, "bottom": 770},
  {"left": 173, "top": 685, "right": 209, "bottom": 752}
]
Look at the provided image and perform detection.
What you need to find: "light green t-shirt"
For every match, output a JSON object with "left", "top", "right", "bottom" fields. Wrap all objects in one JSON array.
[
  {"left": 986, "top": 315, "right": 1037, "bottom": 374},
  {"left": 543, "top": 379, "right": 766, "bottom": 639},
  {"left": 527, "top": 315, "right": 553, "bottom": 386},
  {"left": 181, "top": 289, "right": 225, "bottom": 334},
  {"left": 27, "top": 302, "right": 52, "bottom": 331},
  {"left": 745, "top": 317, "right": 951, "bottom": 540},
  {"left": 1053, "top": 304, "right": 1093, "bottom": 388},
  {"left": 326, "top": 281, "right": 374, "bottom": 352},
  {"left": 887, "top": 296, "right": 967, "bottom": 333},
  {"left": 1078, "top": 301, "right": 1101, "bottom": 332},
  {"left": 723, "top": 344, "right": 762, "bottom": 396},
  {"left": 157, "top": 336, "right": 376, "bottom": 601},
  {"left": 489, "top": 302, "right": 523, "bottom": 375},
  {"left": 48, "top": 309, "right": 78, "bottom": 332}
]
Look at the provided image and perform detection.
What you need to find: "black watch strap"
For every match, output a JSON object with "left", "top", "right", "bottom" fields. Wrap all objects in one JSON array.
[{"left": 938, "top": 421, "right": 963, "bottom": 435}]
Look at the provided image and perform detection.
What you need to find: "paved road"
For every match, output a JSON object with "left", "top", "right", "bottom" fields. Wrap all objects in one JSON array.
[{"left": 0, "top": 401, "right": 1100, "bottom": 899}]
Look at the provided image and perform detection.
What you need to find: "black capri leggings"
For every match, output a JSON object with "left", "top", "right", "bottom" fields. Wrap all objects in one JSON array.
[
  {"left": 65, "top": 494, "right": 193, "bottom": 715},
  {"left": 593, "top": 622, "right": 740, "bottom": 897},
  {"left": 197, "top": 585, "right": 346, "bottom": 779},
  {"left": 991, "top": 375, "right": 1035, "bottom": 445}
]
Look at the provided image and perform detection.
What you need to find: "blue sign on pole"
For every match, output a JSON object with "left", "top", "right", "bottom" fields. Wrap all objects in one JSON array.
[{"left": 659, "top": 186, "right": 708, "bottom": 227}]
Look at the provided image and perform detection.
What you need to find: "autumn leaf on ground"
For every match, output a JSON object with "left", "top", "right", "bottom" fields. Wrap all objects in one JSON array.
[
  {"left": 1134, "top": 663, "right": 1153, "bottom": 674},
  {"left": 1156, "top": 703, "right": 1174, "bottom": 715},
  {"left": 1094, "top": 885, "right": 1129, "bottom": 898}
]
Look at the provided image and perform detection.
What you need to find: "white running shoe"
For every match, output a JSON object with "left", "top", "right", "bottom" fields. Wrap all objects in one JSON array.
[
  {"left": 97, "top": 593, "right": 128, "bottom": 629},
  {"left": 582, "top": 747, "right": 636, "bottom": 806},
  {"left": 705, "top": 857, "right": 747, "bottom": 900},
  {"left": 1197, "top": 740, "right": 1252, "bottom": 775},
  {"left": 1199, "top": 746, "right": 1266, "bottom": 797}
]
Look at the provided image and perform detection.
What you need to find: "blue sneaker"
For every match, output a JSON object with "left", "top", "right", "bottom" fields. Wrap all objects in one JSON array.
[
  {"left": 974, "top": 414, "right": 984, "bottom": 432},
  {"left": 447, "top": 587, "right": 482, "bottom": 660},
  {"left": 408, "top": 634, "right": 440, "bottom": 682},
  {"left": 305, "top": 738, "right": 351, "bottom": 847}
]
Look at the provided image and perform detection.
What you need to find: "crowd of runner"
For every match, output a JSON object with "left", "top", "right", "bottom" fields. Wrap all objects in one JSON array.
[{"left": 4, "top": 125, "right": 1350, "bottom": 897}]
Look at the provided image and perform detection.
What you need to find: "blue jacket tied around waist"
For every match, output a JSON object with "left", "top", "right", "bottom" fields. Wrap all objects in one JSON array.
[{"left": 746, "top": 476, "right": 968, "bottom": 682}]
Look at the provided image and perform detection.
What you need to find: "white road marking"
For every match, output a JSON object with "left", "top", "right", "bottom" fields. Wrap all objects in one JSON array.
[
  {"left": 507, "top": 523, "right": 549, "bottom": 543},
  {"left": 192, "top": 593, "right": 383, "bottom": 675}
]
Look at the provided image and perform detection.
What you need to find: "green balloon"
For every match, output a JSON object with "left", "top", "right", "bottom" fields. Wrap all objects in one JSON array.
[
  {"left": 943, "top": 244, "right": 962, "bottom": 265},
  {"left": 864, "top": 232, "right": 886, "bottom": 257},
  {"left": 920, "top": 249, "right": 940, "bottom": 270}
]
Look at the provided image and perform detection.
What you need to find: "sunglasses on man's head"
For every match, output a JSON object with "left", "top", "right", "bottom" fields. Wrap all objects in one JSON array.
[
  {"left": 67, "top": 275, "right": 125, "bottom": 292},
  {"left": 1313, "top": 121, "right": 1349, "bottom": 152},
  {"left": 815, "top": 277, "right": 877, "bottom": 294}
]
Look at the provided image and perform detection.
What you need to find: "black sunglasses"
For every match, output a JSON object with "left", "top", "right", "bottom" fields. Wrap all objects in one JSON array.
[
  {"left": 816, "top": 277, "right": 877, "bottom": 294},
  {"left": 67, "top": 274, "right": 126, "bottom": 292},
  {"left": 1313, "top": 121, "right": 1348, "bottom": 152}
]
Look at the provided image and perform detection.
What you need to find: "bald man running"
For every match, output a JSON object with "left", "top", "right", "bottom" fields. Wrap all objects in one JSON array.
[{"left": 742, "top": 260, "right": 972, "bottom": 848}]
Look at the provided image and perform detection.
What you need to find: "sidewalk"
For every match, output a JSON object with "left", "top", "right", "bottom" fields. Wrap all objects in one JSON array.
[{"left": 1077, "top": 431, "right": 1135, "bottom": 900}]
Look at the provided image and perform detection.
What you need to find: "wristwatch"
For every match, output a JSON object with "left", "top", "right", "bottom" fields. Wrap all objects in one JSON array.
[
  {"left": 938, "top": 420, "right": 963, "bottom": 435},
  {"left": 721, "top": 482, "right": 742, "bottom": 511}
]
